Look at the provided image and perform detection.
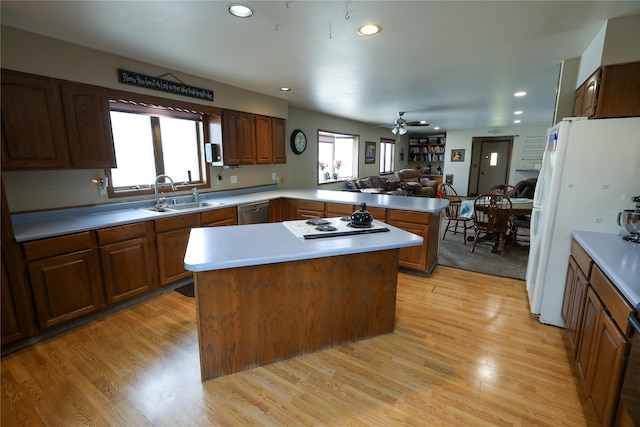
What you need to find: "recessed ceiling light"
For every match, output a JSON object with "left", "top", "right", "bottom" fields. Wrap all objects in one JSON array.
[
  {"left": 434, "top": 127, "right": 440, "bottom": 130},
  {"left": 514, "top": 111, "right": 523, "bottom": 115},
  {"left": 280, "top": 87, "right": 290, "bottom": 92},
  {"left": 228, "top": 4, "right": 254, "bottom": 18},
  {"left": 357, "top": 24, "right": 382, "bottom": 36},
  {"left": 513, "top": 120, "right": 521, "bottom": 124},
  {"left": 514, "top": 91, "right": 527, "bottom": 97}
]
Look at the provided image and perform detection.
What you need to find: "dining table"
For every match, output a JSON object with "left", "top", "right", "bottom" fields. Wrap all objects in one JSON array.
[{"left": 461, "top": 197, "right": 533, "bottom": 252}]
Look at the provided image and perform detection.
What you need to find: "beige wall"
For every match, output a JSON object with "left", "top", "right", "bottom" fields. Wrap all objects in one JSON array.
[{"left": 1, "top": 26, "right": 394, "bottom": 212}]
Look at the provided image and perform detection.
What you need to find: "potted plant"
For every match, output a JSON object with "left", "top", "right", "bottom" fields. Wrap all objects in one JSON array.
[{"left": 333, "top": 160, "right": 342, "bottom": 179}]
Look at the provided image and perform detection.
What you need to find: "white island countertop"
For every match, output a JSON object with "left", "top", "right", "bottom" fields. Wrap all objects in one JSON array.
[
  {"left": 572, "top": 230, "right": 640, "bottom": 309},
  {"left": 11, "top": 187, "right": 448, "bottom": 242},
  {"left": 184, "top": 219, "right": 423, "bottom": 272}
]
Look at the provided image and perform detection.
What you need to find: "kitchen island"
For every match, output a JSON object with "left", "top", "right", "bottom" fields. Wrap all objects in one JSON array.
[{"left": 184, "top": 220, "right": 423, "bottom": 380}]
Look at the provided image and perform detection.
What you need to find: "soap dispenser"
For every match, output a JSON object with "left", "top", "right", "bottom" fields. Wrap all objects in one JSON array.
[{"left": 192, "top": 188, "right": 200, "bottom": 202}]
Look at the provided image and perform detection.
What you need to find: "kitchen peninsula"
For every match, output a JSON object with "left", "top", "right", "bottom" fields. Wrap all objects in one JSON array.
[{"left": 184, "top": 220, "right": 423, "bottom": 379}]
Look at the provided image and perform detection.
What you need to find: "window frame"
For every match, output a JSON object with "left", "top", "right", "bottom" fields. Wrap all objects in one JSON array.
[
  {"left": 104, "top": 90, "right": 221, "bottom": 198},
  {"left": 317, "top": 129, "right": 359, "bottom": 185},
  {"left": 379, "top": 137, "right": 396, "bottom": 174}
]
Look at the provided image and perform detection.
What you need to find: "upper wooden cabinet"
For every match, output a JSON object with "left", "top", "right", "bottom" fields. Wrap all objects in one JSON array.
[
  {"left": 60, "top": 82, "right": 116, "bottom": 168},
  {"left": 573, "top": 61, "right": 640, "bottom": 119},
  {"left": 272, "top": 117, "right": 286, "bottom": 164},
  {"left": 1, "top": 70, "right": 117, "bottom": 170},
  {"left": 223, "top": 109, "right": 286, "bottom": 165},
  {"left": 222, "top": 109, "right": 255, "bottom": 165},
  {"left": 1, "top": 70, "right": 70, "bottom": 169}
]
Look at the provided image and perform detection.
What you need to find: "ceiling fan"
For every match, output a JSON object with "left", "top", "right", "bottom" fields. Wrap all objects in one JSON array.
[{"left": 389, "top": 112, "right": 429, "bottom": 135}]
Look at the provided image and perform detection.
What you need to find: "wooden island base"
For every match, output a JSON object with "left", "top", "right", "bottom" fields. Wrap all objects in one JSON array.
[{"left": 195, "top": 249, "right": 400, "bottom": 380}]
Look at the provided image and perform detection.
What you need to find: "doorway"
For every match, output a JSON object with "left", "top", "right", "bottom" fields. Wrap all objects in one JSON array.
[{"left": 468, "top": 137, "right": 514, "bottom": 196}]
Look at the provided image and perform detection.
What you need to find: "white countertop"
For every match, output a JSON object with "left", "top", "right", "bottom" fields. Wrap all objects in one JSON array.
[
  {"left": 11, "top": 187, "right": 449, "bottom": 242},
  {"left": 184, "top": 220, "right": 423, "bottom": 272},
  {"left": 572, "top": 230, "right": 640, "bottom": 309}
]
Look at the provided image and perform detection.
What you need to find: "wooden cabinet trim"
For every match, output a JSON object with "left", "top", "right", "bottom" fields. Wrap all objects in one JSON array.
[
  {"left": 97, "top": 222, "right": 148, "bottom": 246},
  {"left": 386, "top": 209, "right": 430, "bottom": 225},
  {"left": 590, "top": 264, "right": 634, "bottom": 334},
  {"left": 22, "top": 232, "right": 94, "bottom": 260},
  {"left": 154, "top": 213, "right": 200, "bottom": 233},
  {"left": 200, "top": 206, "right": 237, "bottom": 225},
  {"left": 571, "top": 238, "right": 593, "bottom": 279}
]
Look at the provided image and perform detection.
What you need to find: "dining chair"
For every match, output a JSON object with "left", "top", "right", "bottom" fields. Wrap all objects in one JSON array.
[
  {"left": 488, "top": 184, "right": 520, "bottom": 198},
  {"left": 439, "top": 183, "right": 473, "bottom": 244},
  {"left": 470, "top": 192, "right": 513, "bottom": 256}
]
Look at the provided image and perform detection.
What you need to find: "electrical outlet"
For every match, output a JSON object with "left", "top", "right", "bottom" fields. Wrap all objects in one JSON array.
[{"left": 230, "top": 175, "right": 237, "bottom": 184}]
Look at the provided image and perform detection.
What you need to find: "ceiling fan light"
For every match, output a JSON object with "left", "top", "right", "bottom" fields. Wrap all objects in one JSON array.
[
  {"left": 391, "top": 127, "right": 398, "bottom": 135},
  {"left": 399, "top": 127, "right": 407, "bottom": 135}
]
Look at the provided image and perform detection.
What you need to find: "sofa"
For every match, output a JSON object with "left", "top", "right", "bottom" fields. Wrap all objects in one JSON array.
[
  {"left": 394, "top": 169, "right": 439, "bottom": 197},
  {"left": 344, "top": 176, "right": 409, "bottom": 196}
]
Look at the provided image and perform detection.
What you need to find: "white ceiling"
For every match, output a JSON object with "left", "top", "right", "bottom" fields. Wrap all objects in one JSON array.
[{"left": 2, "top": 1, "right": 639, "bottom": 133}]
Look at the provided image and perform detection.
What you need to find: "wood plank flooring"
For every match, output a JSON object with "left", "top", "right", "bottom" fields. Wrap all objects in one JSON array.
[{"left": 1, "top": 267, "right": 597, "bottom": 426}]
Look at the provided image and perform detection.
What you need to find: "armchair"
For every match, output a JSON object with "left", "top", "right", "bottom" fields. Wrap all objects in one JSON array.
[{"left": 394, "top": 169, "right": 437, "bottom": 197}]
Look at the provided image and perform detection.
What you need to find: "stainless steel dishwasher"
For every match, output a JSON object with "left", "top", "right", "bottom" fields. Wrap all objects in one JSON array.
[{"left": 237, "top": 201, "right": 270, "bottom": 224}]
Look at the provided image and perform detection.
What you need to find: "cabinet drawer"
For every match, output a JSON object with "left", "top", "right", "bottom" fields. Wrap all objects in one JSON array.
[
  {"left": 201, "top": 207, "right": 237, "bottom": 225},
  {"left": 367, "top": 206, "right": 386, "bottom": 221},
  {"left": 154, "top": 213, "right": 200, "bottom": 233},
  {"left": 386, "top": 209, "right": 430, "bottom": 225},
  {"left": 590, "top": 264, "right": 634, "bottom": 334},
  {"left": 296, "top": 200, "right": 325, "bottom": 212},
  {"left": 571, "top": 239, "right": 593, "bottom": 278},
  {"left": 97, "top": 222, "right": 148, "bottom": 245},
  {"left": 325, "top": 203, "right": 354, "bottom": 216},
  {"left": 23, "top": 232, "right": 94, "bottom": 260}
]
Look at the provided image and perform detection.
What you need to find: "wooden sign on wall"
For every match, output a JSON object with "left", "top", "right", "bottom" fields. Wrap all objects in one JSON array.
[{"left": 117, "top": 69, "right": 214, "bottom": 101}]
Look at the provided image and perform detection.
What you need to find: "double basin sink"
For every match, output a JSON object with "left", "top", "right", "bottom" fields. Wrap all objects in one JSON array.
[{"left": 141, "top": 201, "right": 223, "bottom": 214}]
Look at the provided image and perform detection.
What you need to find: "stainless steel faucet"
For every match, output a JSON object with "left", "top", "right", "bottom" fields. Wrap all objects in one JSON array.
[{"left": 154, "top": 174, "right": 176, "bottom": 209}]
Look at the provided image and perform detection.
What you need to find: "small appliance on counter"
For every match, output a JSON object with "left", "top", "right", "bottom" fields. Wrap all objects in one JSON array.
[{"left": 617, "top": 195, "right": 640, "bottom": 243}]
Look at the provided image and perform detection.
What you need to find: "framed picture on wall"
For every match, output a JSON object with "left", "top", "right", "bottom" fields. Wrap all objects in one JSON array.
[
  {"left": 365, "top": 141, "right": 376, "bottom": 164},
  {"left": 451, "top": 149, "right": 465, "bottom": 162}
]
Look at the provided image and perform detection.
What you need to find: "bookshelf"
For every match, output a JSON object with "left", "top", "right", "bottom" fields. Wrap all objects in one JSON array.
[{"left": 408, "top": 134, "right": 446, "bottom": 180}]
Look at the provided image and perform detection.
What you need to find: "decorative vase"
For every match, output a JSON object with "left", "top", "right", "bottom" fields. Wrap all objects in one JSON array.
[
  {"left": 333, "top": 173, "right": 338, "bottom": 180},
  {"left": 324, "top": 172, "right": 330, "bottom": 181}
]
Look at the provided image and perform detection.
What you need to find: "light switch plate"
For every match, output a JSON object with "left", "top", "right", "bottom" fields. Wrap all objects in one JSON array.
[{"left": 230, "top": 175, "right": 237, "bottom": 184}]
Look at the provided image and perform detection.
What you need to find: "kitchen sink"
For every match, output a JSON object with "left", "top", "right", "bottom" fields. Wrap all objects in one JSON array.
[{"left": 141, "top": 201, "right": 223, "bottom": 213}]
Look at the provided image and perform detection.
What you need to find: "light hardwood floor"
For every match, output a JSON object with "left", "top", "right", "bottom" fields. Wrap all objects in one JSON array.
[{"left": 1, "top": 267, "right": 597, "bottom": 426}]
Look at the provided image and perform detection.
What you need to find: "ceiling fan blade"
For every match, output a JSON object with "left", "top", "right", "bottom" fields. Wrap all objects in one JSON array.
[{"left": 405, "top": 121, "right": 430, "bottom": 127}]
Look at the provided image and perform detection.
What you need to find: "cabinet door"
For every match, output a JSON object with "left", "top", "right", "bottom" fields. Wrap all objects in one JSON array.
[
  {"left": 562, "top": 256, "right": 589, "bottom": 356},
  {"left": 2, "top": 254, "right": 25, "bottom": 344},
  {"left": 573, "top": 83, "right": 585, "bottom": 117},
  {"left": 156, "top": 228, "right": 193, "bottom": 285},
  {"left": 222, "top": 110, "right": 242, "bottom": 165},
  {"left": 238, "top": 112, "right": 256, "bottom": 164},
  {"left": 595, "top": 61, "right": 640, "bottom": 118},
  {"left": 586, "top": 309, "right": 629, "bottom": 427},
  {"left": 1, "top": 70, "right": 69, "bottom": 169},
  {"left": 576, "top": 287, "right": 602, "bottom": 383},
  {"left": 60, "top": 82, "right": 116, "bottom": 168},
  {"left": 28, "top": 250, "right": 105, "bottom": 329},
  {"left": 100, "top": 237, "right": 155, "bottom": 304},
  {"left": 581, "top": 70, "right": 600, "bottom": 117},
  {"left": 388, "top": 220, "right": 428, "bottom": 270},
  {"left": 272, "top": 118, "right": 286, "bottom": 163},
  {"left": 255, "top": 115, "right": 273, "bottom": 164},
  {"left": 295, "top": 200, "right": 325, "bottom": 220}
]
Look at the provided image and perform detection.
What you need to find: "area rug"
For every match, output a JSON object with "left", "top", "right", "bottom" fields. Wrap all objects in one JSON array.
[
  {"left": 437, "top": 220, "right": 529, "bottom": 280},
  {"left": 174, "top": 282, "right": 195, "bottom": 298}
]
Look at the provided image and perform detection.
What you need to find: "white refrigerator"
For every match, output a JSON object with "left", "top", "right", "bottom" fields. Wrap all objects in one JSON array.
[{"left": 525, "top": 116, "right": 640, "bottom": 327}]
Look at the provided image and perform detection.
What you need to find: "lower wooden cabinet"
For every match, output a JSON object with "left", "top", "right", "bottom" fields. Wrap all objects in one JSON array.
[
  {"left": 295, "top": 200, "right": 325, "bottom": 220},
  {"left": 562, "top": 239, "right": 634, "bottom": 427},
  {"left": 386, "top": 209, "right": 432, "bottom": 272},
  {"left": 155, "top": 213, "right": 200, "bottom": 286},
  {"left": 23, "top": 232, "right": 105, "bottom": 329},
  {"left": 98, "top": 222, "right": 157, "bottom": 304}
]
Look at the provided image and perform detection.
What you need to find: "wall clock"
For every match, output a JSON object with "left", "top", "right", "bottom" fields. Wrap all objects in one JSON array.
[{"left": 290, "top": 129, "right": 307, "bottom": 154}]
